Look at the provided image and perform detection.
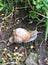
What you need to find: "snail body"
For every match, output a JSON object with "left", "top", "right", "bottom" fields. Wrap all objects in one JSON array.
[{"left": 9, "top": 28, "right": 42, "bottom": 44}]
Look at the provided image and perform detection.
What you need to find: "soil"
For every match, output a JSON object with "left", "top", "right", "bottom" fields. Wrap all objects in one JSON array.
[{"left": 0, "top": 3, "right": 48, "bottom": 65}]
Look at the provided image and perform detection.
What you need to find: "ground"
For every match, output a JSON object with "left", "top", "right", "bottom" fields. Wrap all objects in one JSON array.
[{"left": 0, "top": 3, "right": 48, "bottom": 65}]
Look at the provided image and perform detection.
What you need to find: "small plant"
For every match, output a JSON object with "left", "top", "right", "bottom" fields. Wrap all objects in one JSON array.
[
  {"left": 28, "top": 0, "right": 48, "bottom": 41},
  {"left": 0, "top": 0, "right": 20, "bottom": 16}
]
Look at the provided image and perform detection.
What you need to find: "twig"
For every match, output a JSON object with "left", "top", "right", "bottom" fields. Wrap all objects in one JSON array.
[
  {"left": 0, "top": 40, "right": 7, "bottom": 43},
  {"left": 37, "top": 24, "right": 45, "bottom": 28},
  {"left": 30, "top": 11, "right": 48, "bottom": 18},
  {"left": 37, "top": 18, "right": 45, "bottom": 25},
  {"left": 40, "top": 40, "right": 44, "bottom": 48},
  {"left": 15, "top": 6, "right": 29, "bottom": 10},
  {"left": 28, "top": 0, "right": 32, "bottom": 9},
  {"left": 2, "top": 12, "right": 13, "bottom": 20},
  {"left": 22, "top": 14, "right": 28, "bottom": 20}
]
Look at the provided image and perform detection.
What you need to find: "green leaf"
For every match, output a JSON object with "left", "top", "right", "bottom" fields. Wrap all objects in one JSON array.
[
  {"left": 33, "top": 0, "right": 37, "bottom": 5},
  {"left": 36, "top": 4, "right": 41, "bottom": 9},
  {"left": 0, "top": 59, "right": 3, "bottom": 63},
  {"left": 44, "top": 3, "right": 48, "bottom": 8},
  {"left": 36, "top": 4, "right": 43, "bottom": 9},
  {"left": 28, "top": 20, "right": 33, "bottom": 24},
  {"left": 9, "top": 57, "right": 13, "bottom": 61},
  {"left": 45, "top": 21, "right": 48, "bottom": 41},
  {"left": 29, "top": 13, "right": 37, "bottom": 19},
  {"left": 0, "top": 0, "right": 2, "bottom": 2},
  {"left": 44, "top": 0, "right": 48, "bottom": 2},
  {"left": 15, "top": 0, "right": 20, "bottom": 3},
  {"left": 0, "top": 2, "right": 4, "bottom": 7},
  {"left": 0, "top": 7, "right": 3, "bottom": 11}
]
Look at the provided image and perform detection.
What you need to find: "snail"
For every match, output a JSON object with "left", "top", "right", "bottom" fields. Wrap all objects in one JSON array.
[{"left": 9, "top": 28, "right": 42, "bottom": 44}]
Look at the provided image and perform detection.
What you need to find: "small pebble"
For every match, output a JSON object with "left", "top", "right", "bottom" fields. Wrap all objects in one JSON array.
[
  {"left": 30, "top": 45, "right": 34, "bottom": 49},
  {"left": 2, "top": 58, "right": 6, "bottom": 62},
  {"left": 15, "top": 47, "right": 18, "bottom": 49},
  {"left": 13, "top": 53, "right": 16, "bottom": 56},
  {"left": 4, "top": 48, "right": 7, "bottom": 52},
  {"left": 7, "top": 53, "right": 12, "bottom": 57}
]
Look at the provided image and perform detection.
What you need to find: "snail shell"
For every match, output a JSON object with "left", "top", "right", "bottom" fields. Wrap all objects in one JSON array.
[{"left": 13, "top": 28, "right": 30, "bottom": 43}]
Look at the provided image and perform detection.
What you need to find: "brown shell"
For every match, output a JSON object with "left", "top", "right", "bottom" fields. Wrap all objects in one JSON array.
[{"left": 13, "top": 28, "right": 30, "bottom": 43}]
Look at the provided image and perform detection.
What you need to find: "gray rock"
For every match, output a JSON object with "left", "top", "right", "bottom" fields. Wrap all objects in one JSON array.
[{"left": 25, "top": 52, "right": 38, "bottom": 65}]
